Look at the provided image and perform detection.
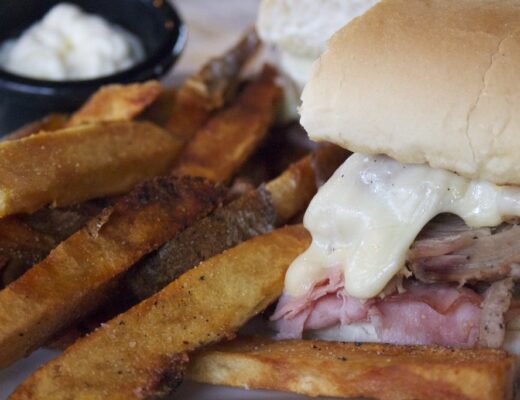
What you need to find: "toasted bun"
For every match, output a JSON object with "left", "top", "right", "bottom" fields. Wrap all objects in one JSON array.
[{"left": 301, "top": 0, "right": 520, "bottom": 186}]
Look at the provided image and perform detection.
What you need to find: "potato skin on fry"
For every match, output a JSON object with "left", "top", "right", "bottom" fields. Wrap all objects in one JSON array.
[
  {"left": 188, "top": 337, "right": 517, "bottom": 400},
  {"left": 0, "top": 176, "right": 225, "bottom": 369},
  {"left": 10, "top": 226, "right": 310, "bottom": 400},
  {"left": 126, "top": 187, "right": 278, "bottom": 300},
  {"left": 127, "top": 144, "right": 347, "bottom": 301}
]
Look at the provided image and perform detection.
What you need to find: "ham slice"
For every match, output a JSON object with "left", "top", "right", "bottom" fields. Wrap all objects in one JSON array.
[
  {"left": 272, "top": 274, "right": 483, "bottom": 348},
  {"left": 273, "top": 215, "right": 518, "bottom": 348}
]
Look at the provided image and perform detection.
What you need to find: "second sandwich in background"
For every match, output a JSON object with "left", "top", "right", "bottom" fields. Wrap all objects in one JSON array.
[{"left": 257, "top": 0, "right": 379, "bottom": 117}]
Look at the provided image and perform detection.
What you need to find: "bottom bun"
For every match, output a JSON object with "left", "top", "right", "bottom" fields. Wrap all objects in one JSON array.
[
  {"left": 305, "top": 322, "right": 379, "bottom": 343},
  {"left": 306, "top": 323, "right": 520, "bottom": 356}
]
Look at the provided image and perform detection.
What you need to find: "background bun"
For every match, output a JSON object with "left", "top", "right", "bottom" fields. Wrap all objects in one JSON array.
[
  {"left": 257, "top": 0, "right": 378, "bottom": 89},
  {"left": 301, "top": 0, "right": 520, "bottom": 185},
  {"left": 257, "top": 0, "right": 378, "bottom": 59}
]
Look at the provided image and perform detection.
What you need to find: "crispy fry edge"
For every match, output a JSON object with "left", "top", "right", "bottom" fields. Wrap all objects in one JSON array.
[
  {"left": 10, "top": 225, "right": 311, "bottom": 400},
  {"left": 188, "top": 337, "right": 517, "bottom": 400}
]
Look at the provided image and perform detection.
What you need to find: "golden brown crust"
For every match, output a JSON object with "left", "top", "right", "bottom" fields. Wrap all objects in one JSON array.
[
  {"left": 0, "top": 35, "right": 258, "bottom": 286},
  {"left": 0, "top": 176, "right": 225, "bottom": 369},
  {"left": 10, "top": 226, "right": 310, "bottom": 400},
  {"left": 188, "top": 337, "right": 517, "bottom": 400},
  {"left": 172, "top": 66, "right": 282, "bottom": 182},
  {"left": 301, "top": 0, "right": 520, "bottom": 185},
  {"left": 67, "top": 81, "right": 162, "bottom": 126},
  {"left": 0, "top": 121, "right": 182, "bottom": 217}
]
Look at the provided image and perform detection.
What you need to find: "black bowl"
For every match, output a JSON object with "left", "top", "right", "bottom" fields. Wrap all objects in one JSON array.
[{"left": 0, "top": 0, "right": 186, "bottom": 135}]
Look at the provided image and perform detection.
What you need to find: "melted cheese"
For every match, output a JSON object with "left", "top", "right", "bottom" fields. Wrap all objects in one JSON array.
[{"left": 285, "top": 154, "right": 520, "bottom": 299}]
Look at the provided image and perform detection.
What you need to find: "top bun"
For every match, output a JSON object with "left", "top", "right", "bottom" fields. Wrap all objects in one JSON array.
[{"left": 300, "top": 0, "right": 520, "bottom": 185}]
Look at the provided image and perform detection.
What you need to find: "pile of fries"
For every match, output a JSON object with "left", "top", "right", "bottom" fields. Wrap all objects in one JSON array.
[{"left": 0, "top": 31, "right": 514, "bottom": 400}]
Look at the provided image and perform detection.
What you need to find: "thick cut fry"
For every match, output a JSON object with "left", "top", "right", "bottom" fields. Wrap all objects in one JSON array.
[
  {"left": 0, "top": 218, "right": 57, "bottom": 285},
  {"left": 10, "top": 225, "right": 311, "bottom": 400},
  {"left": 127, "top": 144, "right": 347, "bottom": 300},
  {"left": 165, "top": 29, "right": 260, "bottom": 142},
  {"left": 0, "top": 177, "right": 225, "bottom": 369},
  {"left": 47, "top": 144, "right": 345, "bottom": 349},
  {"left": 126, "top": 187, "right": 277, "bottom": 300},
  {"left": 67, "top": 81, "right": 162, "bottom": 126},
  {"left": 0, "top": 69, "right": 279, "bottom": 354},
  {"left": 172, "top": 66, "right": 281, "bottom": 182},
  {"left": 4, "top": 81, "right": 161, "bottom": 141},
  {"left": 2, "top": 114, "right": 68, "bottom": 142},
  {"left": 0, "top": 31, "right": 260, "bottom": 285},
  {"left": 0, "top": 200, "right": 110, "bottom": 287},
  {"left": 188, "top": 338, "right": 516, "bottom": 400},
  {"left": 0, "top": 121, "right": 182, "bottom": 217}
]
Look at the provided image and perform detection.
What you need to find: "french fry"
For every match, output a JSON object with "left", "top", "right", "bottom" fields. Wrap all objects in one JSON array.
[
  {"left": 0, "top": 31, "right": 261, "bottom": 286},
  {"left": 0, "top": 177, "right": 225, "bottom": 369},
  {"left": 165, "top": 29, "right": 260, "bottom": 143},
  {"left": 187, "top": 338, "right": 516, "bottom": 400},
  {"left": 172, "top": 65, "right": 281, "bottom": 182},
  {"left": 0, "top": 218, "right": 57, "bottom": 285},
  {"left": 0, "top": 121, "right": 182, "bottom": 217},
  {"left": 126, "top": 187, "right": 277, "bottom": 300},
  {"left": 66, "top": 81, "right": 162, "bottom": 127},
  {"left": 126, "top": 144, "right": 346, "bottom": 300},
  {"left": 56, "top": 67, "right": 283, "bottom": 344},
  {"left": 0, "top": 202, "right": 109, "bottom": 287},
  {"left": 0, "top": 200, "right": 109, "bottom": 287},
  {"left": 10, "top": 225, "right": 311, "bottom": 400},
  {"left": 4, "top": 81, "right": 164, "bottom": 142},
  {"left": 0, "top": 68, "right": 281, "bottom": 367},
  {"left": 46, "top": 143, "right": 343, "bottom": 348}
]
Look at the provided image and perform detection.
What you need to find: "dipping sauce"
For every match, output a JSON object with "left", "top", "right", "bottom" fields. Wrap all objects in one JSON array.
[{"left": 0, "top": 3, "right": 145, "bottom": 81}]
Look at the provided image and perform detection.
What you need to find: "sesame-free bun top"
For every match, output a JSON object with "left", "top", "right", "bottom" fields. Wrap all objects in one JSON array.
[{"left": 300, "top": 0, "right": 520, "bottom": 185}]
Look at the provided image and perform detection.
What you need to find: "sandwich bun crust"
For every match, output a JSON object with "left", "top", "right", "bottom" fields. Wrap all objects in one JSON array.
[{"left": 300, "top": 0, "right": 520, "bottom": 186}]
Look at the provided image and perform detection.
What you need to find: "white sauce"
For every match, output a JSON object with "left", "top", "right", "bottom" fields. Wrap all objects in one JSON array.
[
  {"left": 0, "top": 3, "right": 144, "bottom": 81},
  {"left": 286, "top": 154, "right": 520, "bottom": 299}
]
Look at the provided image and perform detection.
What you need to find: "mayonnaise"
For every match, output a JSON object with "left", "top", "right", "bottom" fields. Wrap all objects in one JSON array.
[
  {"left": 0, "top": 3, "right": 145, "bottom": 81},
  {"left": 285, "top": 154, "right": 520, "bottom": 299}
]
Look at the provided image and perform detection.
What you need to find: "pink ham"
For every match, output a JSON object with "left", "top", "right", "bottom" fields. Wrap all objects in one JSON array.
[{"left": 272, "top": 274, "right": 483, "bottom": 348}]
